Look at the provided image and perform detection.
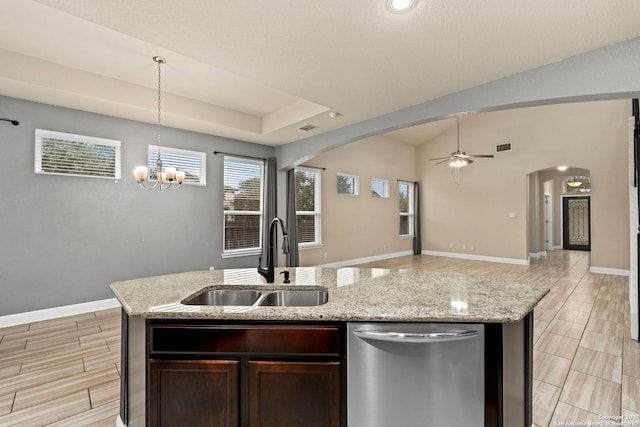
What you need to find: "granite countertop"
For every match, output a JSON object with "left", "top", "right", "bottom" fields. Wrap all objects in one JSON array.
[{"left": 110, "top": 267, "right": 549, "bottom": 323}]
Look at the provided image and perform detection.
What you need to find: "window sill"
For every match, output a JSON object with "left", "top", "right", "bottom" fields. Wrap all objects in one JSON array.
[
  {"left": 221, "top": 249, "right": 261, "bottom": 259},
  {"left": 399, "top": 235, "right": 415, "bottom": 240},
  {"left": 300, "top": 243, "right": 323, "bottom": 250}
]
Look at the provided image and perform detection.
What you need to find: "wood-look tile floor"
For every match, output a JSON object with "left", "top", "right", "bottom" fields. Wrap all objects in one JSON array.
[
  {"left": 0, "top": 250, "right": 637, "bottom": 426},
  {"left": 357, "top": 250, "right": 640, "bottom": 427},
  {"left": 0, "top": 308, "right": 121, "bottom": 426}
]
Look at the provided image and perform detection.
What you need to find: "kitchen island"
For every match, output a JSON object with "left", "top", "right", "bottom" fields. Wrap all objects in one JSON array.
[{"left": 111, "top": 266, "right": 548, "bottom": 427}]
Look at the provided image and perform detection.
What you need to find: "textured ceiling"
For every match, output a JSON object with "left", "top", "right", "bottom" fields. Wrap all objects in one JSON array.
[{"left": 1, "top": 0, "right": 640, "bottom": 146}]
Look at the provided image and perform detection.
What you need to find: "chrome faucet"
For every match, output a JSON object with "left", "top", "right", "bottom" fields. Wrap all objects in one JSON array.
[{"left": 258, "top": 217, "right": 290, "bottom": 283}]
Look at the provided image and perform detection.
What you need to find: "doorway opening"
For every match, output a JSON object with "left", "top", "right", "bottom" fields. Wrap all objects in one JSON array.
[
  {"left": 527, "top": 167, "right": 591, "bottom": 259},
  {"left": 562, "top": 195, "right": 591, "bottom": 251}
]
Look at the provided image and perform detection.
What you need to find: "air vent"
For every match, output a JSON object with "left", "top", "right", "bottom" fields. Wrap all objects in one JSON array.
[
  {"left": 496, "top": 143, "right": 511, "bottom": 152},
  {"left": 298, "top": 124, "right": 318, "bottom": 132}
]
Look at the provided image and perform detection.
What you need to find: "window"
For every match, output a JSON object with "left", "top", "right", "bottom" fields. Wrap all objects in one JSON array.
[
  {"left": 371, "top": 178, "right": 389, "bottom": 198},
  {"left": 399, "top": 181, "right": 415, "bottom": 237},
  {"left": 295, "top": 167, "right": 322, "bottom": 247},
  {"left": 223, "top": 157, "right": 264, "bottom": 256},
  {"left": 337, "top": 173, "right": 359, "bottom": 195},
  {"left": 147, "top": 145, "right": 206, "bottom": 186},
  {"left": 34, "top": 129, "right": 121, "bottom": 180},
  {"left": 564, "top": 175, "right": 591, "bottom": 193}
]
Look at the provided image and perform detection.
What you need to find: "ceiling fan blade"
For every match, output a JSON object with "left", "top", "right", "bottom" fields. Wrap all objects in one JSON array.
[
  {"left": 465, "top": 154, "right": 494, "bottom": 158},
  {"left": 434, "top": 158, "right": 452, "bottom": 165},
  {"left": 428, "top": 156, "right": 452, "bottom": 161}
]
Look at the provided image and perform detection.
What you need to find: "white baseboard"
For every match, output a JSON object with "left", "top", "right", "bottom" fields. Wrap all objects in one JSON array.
[
  {"left": 318, "top": 250, "right": 415, "bottom": 268},
  {"left": 0, "top": 298, "right": 121, "bottom": 328},
  {"left": 422, "top": 250, "right": 530, "bottom": 266},
  {"left": 589, "top": 266, "right": 630, "bottom": 276},
  {"left": 529, "top": 251, "right": 548, "bottom": 259}
]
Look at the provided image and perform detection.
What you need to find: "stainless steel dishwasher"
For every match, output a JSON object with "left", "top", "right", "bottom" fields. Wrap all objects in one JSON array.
[{"left": 347, "top": 322, "right": 484, "bottom": 427}]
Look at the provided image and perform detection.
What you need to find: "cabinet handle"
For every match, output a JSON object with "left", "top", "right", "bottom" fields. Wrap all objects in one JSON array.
[{"left": 352, "top": 329, "right": 478, "bottom": 343}]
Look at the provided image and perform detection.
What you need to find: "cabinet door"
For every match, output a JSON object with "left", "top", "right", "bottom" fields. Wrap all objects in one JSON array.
[
  {"left": 149, "top": 359, "right": 239, "bottom": 427},
  {"left": 248, "top": 360, "right": 341, "bottom": 427}
]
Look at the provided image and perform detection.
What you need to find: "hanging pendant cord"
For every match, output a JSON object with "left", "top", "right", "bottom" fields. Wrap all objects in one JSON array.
[{"left": 156, "top": 58, "right": 162, "bottom": 146}]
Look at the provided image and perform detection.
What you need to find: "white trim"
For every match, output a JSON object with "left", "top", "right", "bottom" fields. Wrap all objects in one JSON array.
[
  {"left": 529, "top": 251, "right": 548, "bottom": 259},
  {"left": 589, "top": 266, "right": 630, "bottom": 276},
  {"left": 0, "top": 298, "right": 121, "bottom": 328},
  {"left": 220, "top": 248, "right": 261, "bottom": 258},
  {"left": 422, "top": 250, "right": 530, "bottom": 266},
  {"left": 336, "top": 172, "right": 360, "bottom": 196},
  {"left": 116, "top": 415, "right": 126, "bottom": 427},
  {"left": 148, "top": 144, "right": 207, "bottom": 186},
  {"left": 318, "top": 251, "right": 414, "bottom": 268},
  {"left": 35, "top": 128, "right": 122, "bottom": 180}
]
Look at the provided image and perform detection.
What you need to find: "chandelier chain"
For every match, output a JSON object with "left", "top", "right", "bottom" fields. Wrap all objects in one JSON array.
[{"left": 157, "top": 58, "right": 162, "bottom": 146}]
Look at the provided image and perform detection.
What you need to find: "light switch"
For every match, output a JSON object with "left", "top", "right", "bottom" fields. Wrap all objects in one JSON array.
[{"left": 509, "top": 212, "right": 516, "bottom": 218}]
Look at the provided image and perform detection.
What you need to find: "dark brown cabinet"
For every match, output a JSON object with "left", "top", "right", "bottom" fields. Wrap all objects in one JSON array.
[
  {"left": 146, "top": 322, "right": 345, "bottom": 427},
  {"left": 148, "top": 359, "right": 239, "bottom": 427},
  {"left": 248, "top": 361, "right": 341, "bottom": 427}
]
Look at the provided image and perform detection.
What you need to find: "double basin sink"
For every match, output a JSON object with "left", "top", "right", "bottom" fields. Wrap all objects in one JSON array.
[{"left": 183, "top": 288, "right": 328, "bottom": 307}]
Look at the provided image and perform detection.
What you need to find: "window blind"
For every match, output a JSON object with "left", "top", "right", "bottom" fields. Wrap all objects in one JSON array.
[
  {"left": 223, "top": 157, "right": 264, "bottom": 253},
  {"left": 148, "top": 145, "right": 206, "bottom": 186},
  {"left": 399, "top": 181, "right": 415, "bottom": 236},
  {"left": 35, "top": 129, "right": 121, "bottom": 180},
  {"left": 295, "top": 167, "right": 321, "bottom": 246}
]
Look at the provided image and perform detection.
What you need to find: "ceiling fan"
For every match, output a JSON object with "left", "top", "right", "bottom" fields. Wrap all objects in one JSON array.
[{"left": 428, "top": 116, "right": 494, "bottom": 168}]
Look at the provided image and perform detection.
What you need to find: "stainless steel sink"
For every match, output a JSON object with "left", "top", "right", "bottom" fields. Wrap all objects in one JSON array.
[
  {"left": 259, "top": 290, "right": 328, "bottom": 307},
  {"left": 184, "top": 289, "right": 262, "bottom": 306},
  {"left": 182, "top": 288, "right": 328, "bottom": 307}
]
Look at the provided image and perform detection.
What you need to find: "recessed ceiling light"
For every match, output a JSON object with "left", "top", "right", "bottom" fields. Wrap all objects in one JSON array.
[
  {"left": 387, "top": 0, "right": 417, "bottom": 13},
  {"left": 557, "top": 166, "right": 568, "bottom": 171}
]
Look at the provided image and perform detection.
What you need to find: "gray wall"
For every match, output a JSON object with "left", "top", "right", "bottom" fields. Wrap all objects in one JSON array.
[{"left": 0, "top": 96, "right": 274, "bottom": 315}]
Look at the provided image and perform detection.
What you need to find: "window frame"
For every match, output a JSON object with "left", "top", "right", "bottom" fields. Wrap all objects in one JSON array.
[
  {"left": 295, "top": 166, "right": 322, "bottom": 249},
  {"left": 337, "top": 172, "right": 360, "bottom": 196},
  {"left": 399, "top": 181, "right": 415, "bottom": 238},
  {"left": 371, "top": 177, "right": 390, "bottom": 198},
  {"left": 222, "top": 156, "right": 265, "bottom": 258},
  {"left": 34, "top": 129, "right": 121, "bottom": 180},
  {"left": 147, "top": 145, "right": 206, "bottom": 186}
]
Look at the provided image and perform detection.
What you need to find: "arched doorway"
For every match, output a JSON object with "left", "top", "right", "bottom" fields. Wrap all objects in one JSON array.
[{"left": 527, "top": 167, "right": 591, "bottom": 257}]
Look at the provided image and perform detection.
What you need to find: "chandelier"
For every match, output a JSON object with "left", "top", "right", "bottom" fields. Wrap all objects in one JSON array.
[
  {"left": 133, "top": 56, "right": 185, "bottom": 190},
  {"left": 567, "top": 176, "right": 583, "bottom": 187}
]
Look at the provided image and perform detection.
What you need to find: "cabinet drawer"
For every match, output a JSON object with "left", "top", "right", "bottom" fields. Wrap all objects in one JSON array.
[{"left": 149, "top": 323, "right": 342, "bottom": 356}]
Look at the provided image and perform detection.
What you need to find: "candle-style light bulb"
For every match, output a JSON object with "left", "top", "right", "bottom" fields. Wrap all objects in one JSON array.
[
  {"left": 133, "top": 166, "right": 148, "bottom": 182},
  {"left": 165, "top": 167, "right": 176, "bottom": 181}
]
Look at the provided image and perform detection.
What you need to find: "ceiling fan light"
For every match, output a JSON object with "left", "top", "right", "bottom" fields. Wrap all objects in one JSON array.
[{"left": 449, "top": 158, "right": 469, "bottom": 168}]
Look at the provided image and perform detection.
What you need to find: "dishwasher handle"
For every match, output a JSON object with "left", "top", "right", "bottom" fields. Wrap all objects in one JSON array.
[{"left": 353, "top": 329, "right": 479, "bottom": 344}]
